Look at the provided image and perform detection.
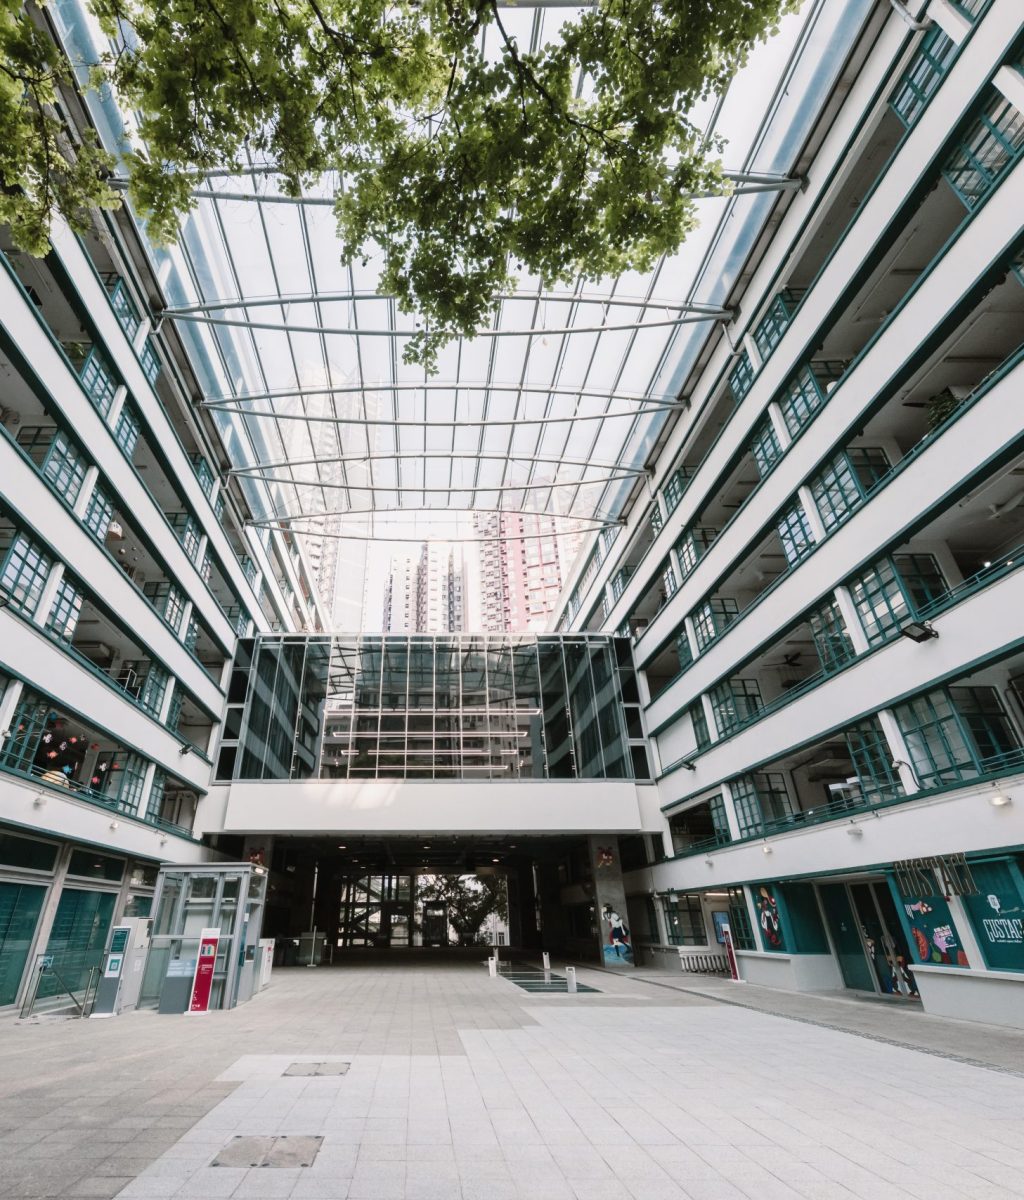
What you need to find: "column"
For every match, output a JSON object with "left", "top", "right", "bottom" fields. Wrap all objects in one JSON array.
[
  {"left": 589, "top": 836, "right": 636, "bottom": 967},
  {"left": 32, "top": 563, "right": 66, "bottom": 629}
]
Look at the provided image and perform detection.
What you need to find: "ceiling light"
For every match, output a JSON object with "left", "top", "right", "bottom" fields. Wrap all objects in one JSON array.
[{"left": 338, "top": 844, "right": 347, "bottom": 849}]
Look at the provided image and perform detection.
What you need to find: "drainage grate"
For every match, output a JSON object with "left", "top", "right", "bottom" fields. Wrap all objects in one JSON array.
[
  {"left": 500, "top": 967, "right": 599, "bottom": 994},
  {"left": 284, "top": 1061, "right": 350, "bottom": 1076},
  {"left": 213, "top": 1135, "right": 323, "bottom": 1168}
]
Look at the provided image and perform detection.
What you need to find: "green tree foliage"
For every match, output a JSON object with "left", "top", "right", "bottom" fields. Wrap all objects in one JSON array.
[
  {"left": 3, "top": 0, "right": 797, "bottom": 363},
  {"left": 417, "top": 873, "right": 508, "bottom": 946},
  {"left": 0, "top": 0, "right": 116, "bottom": 253}
]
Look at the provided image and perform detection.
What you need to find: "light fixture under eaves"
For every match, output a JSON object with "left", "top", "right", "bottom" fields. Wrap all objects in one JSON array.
[
  {"left": 990, "top": 792, "right": 1012, "bottom": 808},
  {"left": 761, "top": 842, "right": 772, "bottom": 855},
  {"left": 679, "top": 760, "right": 697, "bottom": 772},
  {"left": 899, "top": 620, "right": 938, "bottom": 643},
  {"left": 846, "top": 824, "right": 863, "bottom": 837}
]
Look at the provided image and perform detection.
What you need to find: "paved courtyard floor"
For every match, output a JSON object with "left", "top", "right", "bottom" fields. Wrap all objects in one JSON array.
[{"left": 2, "top": 962, "right": 1024, "bottom": 1200}]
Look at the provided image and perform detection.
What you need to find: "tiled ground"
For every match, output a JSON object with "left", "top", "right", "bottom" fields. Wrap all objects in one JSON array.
[{"left": 1, "top": 963, "right": 1023, "bottom": 1200}]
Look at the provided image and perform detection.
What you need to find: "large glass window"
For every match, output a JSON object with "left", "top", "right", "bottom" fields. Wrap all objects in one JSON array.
[
  {"left": 728, "top": 352, "right": 755, "bottom": 405},
  {"left": 810, "top": 448, "right": 889, "bottom": 532},
  {"left": 808, "top": 597, "right": 855, "bottom": 672},
  {"left": 83, "top": 484, "right": 115, "bottom": 539},
  {"left": 750, "top": 418, "right": 782, "bottom": 478},
  {"left": 848, "top": 554, "right": 946, "bottom": 646},
  {"left": 222, "top": 634, "right": 640, "bottom": 782},
  {"left": 676, "top": 527, "right": 717, "bottom": 578},
  {"left": 890, "top": 27, "right": 957, "bottom": 127},
  {"left": 17, "top": 427, "right": 88, "bottom": 506},
  {"left": 730, "top": 772, "right": 793, "bottom": 836},
  {"left": 46, "top": 576, "right": 83, "bottom": 641},
  {"left": 943, "top": 89, "right": 1024, "bottom": 210},
  {"left": 0, "top": 529, "right": 52, "bottom": 615},
  {"left": 662, "top": 895, "right": 707, "bottom": 946},
  {"left": 709, "top": 680, "right": 763, "bottom": 737},
  {"left": 726, "top": 888, "right": 756, "bottom": 950},
  {"left": 893, "top": 685, "right": 1022, "bottom": 786},
  {"left": 692, "top": 597, "right": 739, "bottom": 651},
  {"left": 0, "top": 882, "right": 46, "bottom": 1006},
  {"left": 776, "top": 501, "right": 815, "bottom": 565}
]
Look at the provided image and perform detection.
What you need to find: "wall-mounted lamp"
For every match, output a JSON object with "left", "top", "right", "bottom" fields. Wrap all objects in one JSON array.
[
  {"left": 761, "top": 842, "right": 772, "bottom": 855},
  {"left": 704, "top": 857, "right": 714, "bottom": 867},
  {"left": 159, "top": 835, "right": 168, "bottom": 846},
  {"left": 678, "top": 759, "right": 697, "bottom": 772},
  {"left": 899, "top": 620, "right": 938, "bottom": 643},
  {"left": 178, "top": 744, "right": 192, "bottom": 756},
  {"left": 32, "top": 790, "right": 47, "bottom": 808},
  {"left": 990, "top": 792, "right": 1012, "bottom": 808},
  {"left": 109, "top": 820, "right": 119, "bottom": 832},
  {"left": 846, "top": 823, "right": 863, "bottom": 837}
]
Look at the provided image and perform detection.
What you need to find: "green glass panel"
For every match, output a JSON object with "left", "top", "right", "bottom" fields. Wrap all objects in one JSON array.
[
  {"left": 962, "top": 861, "right": 1024, "bottom": 970},
  {"left": 38, "top": 887, "right": 116, "bottom": 998},
  {"left": 0, "top": 882, "right": 46, "bottom": 1005}
]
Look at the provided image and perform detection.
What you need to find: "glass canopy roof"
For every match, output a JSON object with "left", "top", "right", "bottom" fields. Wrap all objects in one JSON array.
[{"left": 62, "top": 0, "right": 873, "bottom": 563}]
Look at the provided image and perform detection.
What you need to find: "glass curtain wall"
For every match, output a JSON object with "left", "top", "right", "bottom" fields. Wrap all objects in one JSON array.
[{"left": 219, "top": 635, "right": 641, "bottom": 782}]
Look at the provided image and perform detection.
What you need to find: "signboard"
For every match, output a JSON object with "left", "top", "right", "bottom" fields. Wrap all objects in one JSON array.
[
  {"left": 104, "top": 955, "right": 123, "bottom": 978},
  {"left": 893, "top": 854, "right": 978, "bottom": 897},
  {"left": 721, "top": 922, "right": 741, "bottom": 981},
  {"left": 187, "top": 928, "right": 220, "bottom": 1014}
]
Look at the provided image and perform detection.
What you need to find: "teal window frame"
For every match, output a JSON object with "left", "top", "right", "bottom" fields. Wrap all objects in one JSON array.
[
  {"left": 749, "top": 417, "right": 782, "bottom": 478},
  {"left": 104, "top": 275, "right": 141, "bottom": 340},
  {"left": 169, "top": 511, "right": 202, "bottom": 562},
  {"left": 692, "top": 596, "right": 739, "bottom": 651},
  {"left": 894, "top": 685, "right": 1023, "bottom": 786},
  {"left": 83, "top": 484, "right": 115, "bottom": 539},
  {"left": 709, "top": 679, "right": 763, "bottom": 737},
  {"left": 46, "top": 576, "right": 83, "bottom": 641},
  {"left": 728, "top": 352, "right": 755, "bottom": 405},
  {"left": 810, "top": 448, "right": 889, "bottom": 532},
  {"left": 844, "top": 717, "right": 905, "bottom": 804},
  {"left": 807, "top": 596, "right": 855, "bottom": 672},
  {"left": 662, "top": 466, "right": 693, "bottom": 514},
  {"left": 166, "top": 688, "right": 184, "bottom": 734},
  {"left": 143, "top": 581, "right": 187, "bottom": 633},
  {"left": 730, "top": 771, "right": 793, "bottom": 837},
  {"left": 66, "top": 344, "right": 117, "bottom": 416},
  {"left": 776, "top": 501, "right": 815, "bottom": 565},
  {"left": 114, "top": 404, "right": 141, "bottom": 458},
  {"left": 17, "top": 427, "right": 88, "bottom": 506},
  {"left": 189, "top": 455, "right": 215, "bottom": 498},
  {"left": 661, "top": 559, "right": 678, "bottom": 600},
  {"left": 649, "top": 504, "right": 663, "bottom": 535},
  {"left": 778, "top": 361, "right": 845, "bottom": 438},
  {"left": 726, "top": 888, "right": 756, "bottom": 951},
  {"left": 0, "top": 531, "right": 52, "bottom": 615},
  {"left": 752, "top": 289, "right": 804, "bottom": 360},
  {"left": 610, "top": 565, "right": 634, "bottom": 601},
  {"left": 139, "top": 338, "right": 161, "bottom": 385},
  {"left": 676, "top": 527, "right": 717, "bottom": 578},
  {"left": 943, "top": 89, "right": 1024, "bottom": 210},
  {"left": 662, "top": 894, "right": 707, "bottom": 946},
  {"left": 848, "top": 554, "right": 946, "bottom": 646},
  {"left": 890, "top": 26, "right": 957, "bottom": 128},
  {"left": 689, "top": 701, "right": 711, "bottom": 751},
  {"left": 113, "top": 752, "right": 149, "bottom": 812}
]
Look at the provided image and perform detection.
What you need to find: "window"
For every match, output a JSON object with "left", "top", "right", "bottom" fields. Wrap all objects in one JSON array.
[
  {"left": 730, "top": 772, "right": 793, "bottom": 837},
  {"left": 689, "top": 701, "right": 711, "bottom": 751},
  {"left": 709, "top": 679, "right": 763, "bottom": 737},
  {"left": 776, "top": 501, "right": 815, "bottom": 565},
  {"left": 649, "top": 505, "right": 663, "bottom": 535},
  {"left": 728, "top": 352, "right": 755, "bottom": 405},
  {"left": 844, "top": 718, "right": 904, "bottom": 804},
  {"left": 778, "top": 362, "right": 845, "bottom": 438},
  {"left": 17, "top": 427, "right": 87, "bottom": 505},
  {"left": 105, "top": 275, "right": 141, "bottom": 339},
  {"left": 810, "top": 449, "right": 889, "bottom": 532},
  {"left": 676, "top": 630, "right": 694, "bottom": 673},
  {"left": 662, "top": 467, "right": 692, "bottom": 514},
  {"left": 661, "top": 559, "right": 678, "bottom": 601},
  {"left": 0, "top": 532, "right": 52, "bottom": 614},
  {"left": 169, "top": 512, "right": 202, "bottom": 561},
  {"left": 726, "top": 888, "right": 755, "bottom": 951},
  {"left": 848, "top": 555, "right": 946, "bottom": 646},
  {"left": 69, "top": 345, "right": 117, "bottom": 416},
  {"left": 83, "top": 484, "right": 115, "bottom": 539},
  {"left": 692, "top": 596, "right": 739, "bottom": 651},
  {"left": 807, "top": 597, "right": 855, "bottom": 672},
  {"left": 891, "top": 685, "right": 1022, "bottom": 787},
  {"left": 752, "top": 290, "right": 804, "bottom": 359},
  {"left": 139, "top": 338, "right": 161, "bottom": 385},
  {"left": 190, "top": 455, "right": 215, "bottom": 498},
  {"left": 46, "top": 576, "right": 83, "bottom": 641},
  {"left": 890, "top": 27, "right": 957, "bottom": 127},
  {"left": 113, "top": 753, "right": 149, "bottom": 812},
  {"left": 143, "top": 582, "right": 187, "bottom": 633},
  {"left": 943, "top": 89, "right": 1024, "bottom": 210},
  {"left": 663, "top": 894, "right": 706, "bottom": 945},
  {"left": 676, "top": 527, "right": 717, "bottom": 578},
  {"left": 749, "top": 418, "right": 782, "bottom": 478},
  {"left": 114, "top": 404, "right": 141, "bottom": 458}
]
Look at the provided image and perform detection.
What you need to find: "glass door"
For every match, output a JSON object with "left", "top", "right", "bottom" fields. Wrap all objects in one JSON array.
[
  {"left": 0, "top": 882, "right": 46, "bottom": 1006},
  {"left": 818, "top": 883, "right": 875, "bottom": 991}
]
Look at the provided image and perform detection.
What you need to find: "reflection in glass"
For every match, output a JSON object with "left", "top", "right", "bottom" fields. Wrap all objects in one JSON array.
[{"left": 219, "top": 634, "right": 645, "bottom": 782}]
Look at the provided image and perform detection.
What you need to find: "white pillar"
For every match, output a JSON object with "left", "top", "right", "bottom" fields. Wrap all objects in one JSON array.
[{"left": 32, "top": 562, "right": 66, "bottom": 627}]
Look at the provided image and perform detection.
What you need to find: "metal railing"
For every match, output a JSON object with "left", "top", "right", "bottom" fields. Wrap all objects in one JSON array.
[{"left": 20, "top": 955, "right": 100, "bottom": 1019}]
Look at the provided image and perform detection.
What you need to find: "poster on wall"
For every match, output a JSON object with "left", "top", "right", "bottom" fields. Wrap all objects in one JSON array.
[
  {"left": 712, "top": 911, "right": 730, "bottom": 945},
  {"left": 898, "top": 893, "right": 969, "bottom": 967},
  {"left": 964, "top": 889, "right": 1024, "bottom": 971},
  {"left": 601, "top": 904, "right": 633, "bottom": 965},
  {"left": 755, "top": 885, "right": 785, "bottom": 952}
]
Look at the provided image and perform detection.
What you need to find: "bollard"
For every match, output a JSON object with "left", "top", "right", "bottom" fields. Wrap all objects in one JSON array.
[
  {"left": 493, "top": 942, "right": 500, "bottom": 963},
  {"left": 566, "top": 966, "right": 577, "bottom": 993},
  {"left": 487, "top": 956, "right": 497, "bottom": 977},
  {"left": 542, "top": 951, "right": 551, "bottom": 973}
]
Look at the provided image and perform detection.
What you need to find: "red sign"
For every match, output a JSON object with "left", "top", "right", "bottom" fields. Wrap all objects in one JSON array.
[
  {"left": 721, "top": 923, "right": 741, "bottom": 982},
  {"left": 187, "top": 928, "right": 220, "bottom": 1013}
]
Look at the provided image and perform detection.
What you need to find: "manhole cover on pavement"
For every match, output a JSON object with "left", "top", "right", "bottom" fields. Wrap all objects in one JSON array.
[
  {"left": 213, "top": 1135, "right": 323, "bottom": 1168},
  {"left": 284, "top": 1061, "right": 350, "bottom": 1076}
]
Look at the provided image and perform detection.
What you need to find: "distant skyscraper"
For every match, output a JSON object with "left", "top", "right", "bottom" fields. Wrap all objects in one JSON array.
[
  {"left": 382, "top": 544, "right": 466, "bottom": 633},
  {"left": 475, "top": 512, "right": 569, "bottom": 632}
]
